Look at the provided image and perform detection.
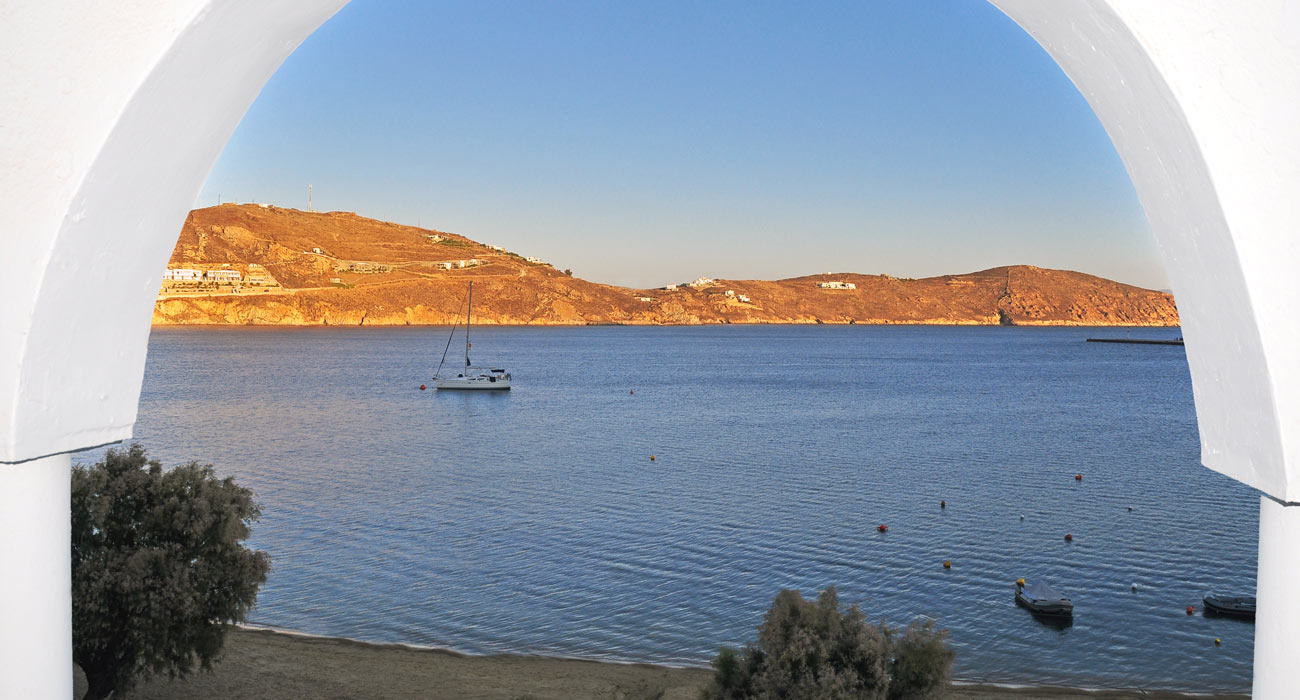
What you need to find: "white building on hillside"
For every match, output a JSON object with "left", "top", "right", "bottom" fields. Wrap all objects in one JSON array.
[
  {"left": 162, "top": 268, "right": 202, "bottom": 282},
  {"left": 206, "top": 269, "right": 241, "bottom": 282}
]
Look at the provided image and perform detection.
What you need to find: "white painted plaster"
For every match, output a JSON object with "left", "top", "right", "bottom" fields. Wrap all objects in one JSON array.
[
  {"left": 0, "top": 453, "right": 71, "bottom": 700},
  {"left": 0, "top": 0, "right": 347, "bottom": 462},
  {"left": 2, "top": 0, "right": 1299, "bottom": 695},
  {"left": 1254, "top": 496, "right": 1300, "bottom": 697},
  {"left": 991, "top": 0, "right": 1300, "bottom": 501}
]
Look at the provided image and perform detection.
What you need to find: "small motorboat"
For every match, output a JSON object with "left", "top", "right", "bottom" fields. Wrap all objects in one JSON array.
[
  {"left": 1016, "top": 581, "right": 1074, "bottom": 618},
  {"left": 1203, "top": 594, "right": 1255, "bottom": 619}
]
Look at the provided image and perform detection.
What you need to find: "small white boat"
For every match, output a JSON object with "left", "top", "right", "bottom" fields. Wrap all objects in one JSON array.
[
  {"left": 435, "top": 367, "right": 511, "bottom": 390},
  {"left": 434, "top": 281, "right": 511, "bottom": 391}
]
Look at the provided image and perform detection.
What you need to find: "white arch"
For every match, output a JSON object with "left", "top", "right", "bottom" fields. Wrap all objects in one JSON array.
[{"left": 2, "top": 1, "right": 1296, "bottom": 697}]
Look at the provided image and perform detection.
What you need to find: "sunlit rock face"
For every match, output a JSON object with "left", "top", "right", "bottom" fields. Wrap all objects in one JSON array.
[{"left": 151, "top": 205, "right": 1179, "bottom": 328}]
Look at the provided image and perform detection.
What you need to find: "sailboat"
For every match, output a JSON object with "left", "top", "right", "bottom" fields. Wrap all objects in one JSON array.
[{"left": 434, "top": 281, "right": 511, "bottom": 390}]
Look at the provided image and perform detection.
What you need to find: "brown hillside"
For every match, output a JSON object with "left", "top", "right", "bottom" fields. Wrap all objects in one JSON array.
[{"left": 154, "top": 204, "right": 1179, "bottom": 327}]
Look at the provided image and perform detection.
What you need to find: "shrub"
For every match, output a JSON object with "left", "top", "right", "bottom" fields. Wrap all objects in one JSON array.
[
  {"left": 887, "top": 621, "right": 954, "bottom": 700},
  {"left": 72, "top": 445, "right": 270, "bottom": 700},
  {"left": 703, "top": 587, "right": 953, "bottom": 700}
]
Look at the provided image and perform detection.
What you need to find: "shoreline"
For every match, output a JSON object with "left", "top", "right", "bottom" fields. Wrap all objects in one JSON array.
[
  {"left": 77, "top": 626, "right": 1248, "bottom": 700},
  {"left": 148, "top": 321, "right": 1184, "bottom": 329}
]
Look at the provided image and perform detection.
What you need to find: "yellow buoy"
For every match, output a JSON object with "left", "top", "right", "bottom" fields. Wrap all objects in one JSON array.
[
  {"left": 943, "top": 560, "right": 952, "bottom": 569},
  {"left": 1016, "top": 578, "right": 1026, "bottom": 587},
  {"left": 1215, "top": 638, "right": 1222, "bottom": 646}
]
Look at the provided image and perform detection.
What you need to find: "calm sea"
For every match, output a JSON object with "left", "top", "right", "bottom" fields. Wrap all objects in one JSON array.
[{"left": 86, "top": 325, "right": 1258, "bottom": 692}]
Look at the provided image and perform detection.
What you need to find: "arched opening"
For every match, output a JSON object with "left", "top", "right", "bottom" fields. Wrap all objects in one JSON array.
[{"left": 3, "top": 2, "right": 1298, "bottom": 698}]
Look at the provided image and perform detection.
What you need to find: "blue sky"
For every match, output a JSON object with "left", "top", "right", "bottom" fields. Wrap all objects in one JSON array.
[{"left": 199, "top": 0, "right": 1165, "bottom": 290}]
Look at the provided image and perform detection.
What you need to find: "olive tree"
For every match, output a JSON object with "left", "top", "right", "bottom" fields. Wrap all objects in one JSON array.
[
  {"left": 71, "top": 445, "right": 270, "bottom": 700},
  {"left": 703, "top": 587, "right": 953, "bottom": 700}
]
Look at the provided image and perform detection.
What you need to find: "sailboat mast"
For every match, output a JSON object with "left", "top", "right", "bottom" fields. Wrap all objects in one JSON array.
[{"left": 466, "top": 281, "right": 472, "bottom": 367}]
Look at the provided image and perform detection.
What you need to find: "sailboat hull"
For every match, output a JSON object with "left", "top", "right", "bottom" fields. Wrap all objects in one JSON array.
[{"left": 435, "top": 376, "right": 511, "bottom": 390}]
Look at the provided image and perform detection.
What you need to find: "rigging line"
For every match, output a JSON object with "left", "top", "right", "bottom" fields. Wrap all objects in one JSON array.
[{"left": 434, "top": 288, "right": 470, "bottom": 379}]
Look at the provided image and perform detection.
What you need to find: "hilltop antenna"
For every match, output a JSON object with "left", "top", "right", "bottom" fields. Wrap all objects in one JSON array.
[{"left": 308, "top": 184, "right": 313, "bottom": 212}]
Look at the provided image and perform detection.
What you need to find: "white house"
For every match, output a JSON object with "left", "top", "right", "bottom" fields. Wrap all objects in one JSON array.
[
  {"left": 817, "top": 281, "right": 856, "bottom": 290},
  {"left": 688, "top": 277, "right": 714, "bottom": 288},
  {"left": 161, "top": 268, "right": 203, "bottom": 282},
  {"left": 205, "top": 269, "right": 241, "bottom": 282}
]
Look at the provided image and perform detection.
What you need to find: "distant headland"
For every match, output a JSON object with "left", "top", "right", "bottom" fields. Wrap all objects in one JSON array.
[{"left": 152, "top": 204, "right": 1179, "bottom": 327}]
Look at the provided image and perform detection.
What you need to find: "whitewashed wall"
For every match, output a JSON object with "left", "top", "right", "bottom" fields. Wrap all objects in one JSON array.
[
  {"left": 1, "top": 1, "right": 1298, "bottom": 697},
  {"left": 0, "top": 0, "right": 347, "bottom": 463}
]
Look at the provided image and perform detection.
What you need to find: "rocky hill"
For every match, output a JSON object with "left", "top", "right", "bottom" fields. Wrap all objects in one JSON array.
[{"left": 153, "top": 204, "right": 1179, "bottom": 327}]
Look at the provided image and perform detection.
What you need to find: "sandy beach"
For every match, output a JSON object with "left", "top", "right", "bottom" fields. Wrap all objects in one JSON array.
[{"left": 72, "top": 627, "right": 1249, "bottom": 700}]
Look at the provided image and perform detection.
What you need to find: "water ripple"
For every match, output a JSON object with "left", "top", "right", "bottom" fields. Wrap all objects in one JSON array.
[{"left": 87, "top": 325, "right": 1257, "bottom": 692}]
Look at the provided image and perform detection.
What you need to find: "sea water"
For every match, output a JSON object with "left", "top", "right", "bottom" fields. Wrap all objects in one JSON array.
[{"left": 86, "top": 325, "right": 1256, "bottom": 692}]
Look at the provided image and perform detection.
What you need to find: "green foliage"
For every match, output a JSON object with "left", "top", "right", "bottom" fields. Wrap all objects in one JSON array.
[
  {"left": 564, "top": 268, "right": 573, "bottom": 276},
  {"left": 887, "top": 621, "right": 954, "bottom": 700},
  {"left": 71, "top": 445, "right": 270, "bottom": 700},
  {"left": 438, "top": 238, "right": 469, "bottom": 247},
  {"left": 703, "top": 587, "right": 952, "bottom": 700}
]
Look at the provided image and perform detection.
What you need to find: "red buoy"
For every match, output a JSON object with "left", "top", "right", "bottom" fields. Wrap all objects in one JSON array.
[
  {"left": 419, "top": 384, "right": 426, "bottom": 391},
  {"left": 1075, "top": 474, "right": 1083, "bottom": 481},
  {"left": 877, "top": 524, "right": 888, "bottom": 533},
  {"left": 1186, "top": 605, "right": 1196, "bottom": 615},
  {"left": 940, "top": 500, "right": 947, "bottom": 509},
  {"left": 1064, "top": 533, "right": 1074, "bottom": 542}
]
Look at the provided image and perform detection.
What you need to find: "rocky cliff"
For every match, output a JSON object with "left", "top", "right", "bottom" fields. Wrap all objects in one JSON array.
[{"left": 153, "top": 205, "right": 1179, "bottom": 327}]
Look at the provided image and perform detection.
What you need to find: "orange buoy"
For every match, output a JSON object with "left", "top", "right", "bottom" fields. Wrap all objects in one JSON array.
[
  {"left": 1016, "top": 578, "right": 1026, "bottom": 588},
  {"left": 877, "top": 524, "right": 888, "bottom": 533},
  {"left": 650, "top": 455, "right": 656, "bottom": 461},
  {"left": 940, "top": 500, "right": 946, "bottom": 509},
  {"left": 419, "top": 384, "right": 426, "bottom": 391},
  {"left": 1075, "top": 474, "right": 1083, "bottom": 481},
  {"left": 942, "top": 560, "right": 951, "bottom": 569},
  {"left": 1186, "top": 605, "right": 1196, "bottom": 615},
  {"left": 1064, "top": 533, "right": 1074, "bottom": 542}
]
